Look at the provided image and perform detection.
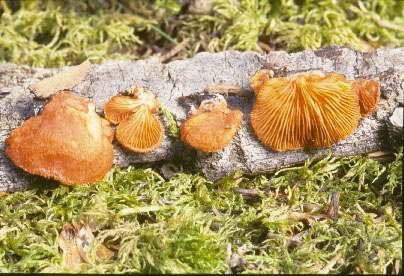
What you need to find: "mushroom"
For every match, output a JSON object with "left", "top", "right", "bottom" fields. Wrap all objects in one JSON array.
[
  {"left": 353, "top": 78, "right": 380, "bottom": 117},
  {"left": 5, "top": 91, "right": 114, "bottom": 186},
  {"left": 250, "top": 70, "right": 361, "bottom": 151},
  {"left": 103, "top": 87, "right": 164, "bottom": 153},
  {"left": 180, "top": 96, "right": 243, "bottom": 152}
]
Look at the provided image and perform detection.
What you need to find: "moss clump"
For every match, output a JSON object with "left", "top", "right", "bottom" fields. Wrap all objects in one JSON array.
[
  {"left": 0, "top": 148, "right": 401, "bottom": 273},
  {"left": 1, "top": 0, "right": 403, "bottom": 67},
  {"left": 0, "top": 0, "right": 154, "bottom": 67}
]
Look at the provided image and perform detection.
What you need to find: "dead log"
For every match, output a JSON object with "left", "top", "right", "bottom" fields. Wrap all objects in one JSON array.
[{"left": 0, "top": 45, "right": 403, "bottom": 192}]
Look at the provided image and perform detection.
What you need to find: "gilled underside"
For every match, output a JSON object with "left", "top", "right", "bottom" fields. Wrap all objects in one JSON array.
[
  {"left": 250, "top": 73, "right": 361, "bottom": 151},
  {"left": 116, "top": 105, "right": 164, "bottom": 153},
  {"left": 103, "top": 90, "right": 164, "bottom": 153}
]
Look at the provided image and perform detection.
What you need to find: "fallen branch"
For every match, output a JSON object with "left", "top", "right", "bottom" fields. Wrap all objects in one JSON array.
[{"left": 0, "top": 46, "right": 403, "bottom": 192}]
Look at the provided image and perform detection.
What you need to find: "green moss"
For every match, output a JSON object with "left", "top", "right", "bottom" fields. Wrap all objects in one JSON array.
[
  {"left": 0, "top": 0, "right": 154, "bottom": 67},
  {"left": 1, "top": 148, "right": 401, "bottom": 273},
  {"left": 1, "top": 0, "right": 403, "bottom": 67}
]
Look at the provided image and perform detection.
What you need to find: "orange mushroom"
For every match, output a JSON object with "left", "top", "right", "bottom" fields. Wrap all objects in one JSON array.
[
  {"left": 353, "top": 78, "right": 380, "bottom": 117},
  {"left": 250, "top": 70, "right": 361, "bottom": 151},
  {"left": 180, "top": 96, "right": 243, "bottom": 152},
  {"left": 5, "top": 91, "right": 114, "bottom": 186},
  {"left": 103, "top": 87, "right": 163, "bottom": 153}
]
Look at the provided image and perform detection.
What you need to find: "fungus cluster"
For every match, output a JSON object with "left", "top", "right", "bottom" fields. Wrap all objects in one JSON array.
[
  {"left": 103, "top": 87, "right": 164, "bottom": 153},
  {"left": 6, "top": 91, "right": 114, "bottom": 185},
  {"left": 249, "top": 70, "right": 379, "bottom": 151},
  {"left": 180, "top": 96, "right": 243, "bottom": 152}
]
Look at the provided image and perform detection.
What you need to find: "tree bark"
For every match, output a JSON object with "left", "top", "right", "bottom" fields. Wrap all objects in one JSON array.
[{"left": 1, "top": 45, "right": 403, "bottom": 191}]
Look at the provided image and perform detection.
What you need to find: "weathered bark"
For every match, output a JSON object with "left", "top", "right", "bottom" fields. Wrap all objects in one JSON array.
[{"left": 1, "top": 46, "right": 403, "bottom": 192}]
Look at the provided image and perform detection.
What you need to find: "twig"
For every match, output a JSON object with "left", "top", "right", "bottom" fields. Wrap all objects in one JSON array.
[
  {"left": 1, "top": 0, "right": 10, "bottom": 14},
  {"left": 204, "top": 85, "right": 253, "bottom": 98},
  {"left": 257, "top": 41, "right": 274, "bottom": 52},
  {"left": 255, "top": 43, "right": 265, "bottom": 54},
  {"left": 319, "top": 251, "right": 343, "bottom": 274},
  {"left": 368, "top": 15, "right": 404, "bottom": 33},
  {"left": 159, "top": 39, "right": 190, "bottom": 62},
  {"left": 326, "top": 192, "right": 340, "bottom": 220},
  {"left": 233, "top": 188, "right": 259, "bottom": 196},
  {"left": 225, "top": 242, "right": 233, "bottom": 274},
  {"left": 212, "top": 206, "right": 222, "bottom": 216}
]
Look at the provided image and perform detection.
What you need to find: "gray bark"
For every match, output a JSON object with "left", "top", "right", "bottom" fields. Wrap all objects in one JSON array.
[{"left": 1, "top": 45, "right": 403, "bottom": 192}]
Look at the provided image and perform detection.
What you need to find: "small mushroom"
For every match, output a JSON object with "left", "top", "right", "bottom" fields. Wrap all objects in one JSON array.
[
  {"left": 353, "top": 78, "right": 380, "bottom": 117},
  {"left": 5, "top": 91, "right": 114, "bottom": 185},
  {"left": 103, "top": 87, "right": 164, "bottom": 153},
  {"left": 180, "top": 96, "right": 243, "bottom": 152},
  {"left": 250, "top": 71, "right": 361, "bottom": 151}
]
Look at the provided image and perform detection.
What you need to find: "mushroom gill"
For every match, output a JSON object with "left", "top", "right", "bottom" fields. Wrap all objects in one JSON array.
[
  {"left": 250, "top": 71, "right": 361, "bottom": 151},
  {"left": 5, "top": 91, "right": 114, "bottom": 186},
  {"left": 103, "top": 87, "right": 164, "bottom": 153},
  {"left": 180, "top": 96, "right": 243, "bottom": 152}
]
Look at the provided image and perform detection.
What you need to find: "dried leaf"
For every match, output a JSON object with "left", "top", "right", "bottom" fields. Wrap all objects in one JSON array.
[
  {"left": 58, "top": 224, "right": 85, "bottom": 272},
  {"left": 58, "top": 220, "right": 113, "bottom": 271},
  {"left": 29, "top": 59, "right": 91, "bottom": 98},
  {"left": 73, "top": 219, "right": 114, "bottom": 262}
]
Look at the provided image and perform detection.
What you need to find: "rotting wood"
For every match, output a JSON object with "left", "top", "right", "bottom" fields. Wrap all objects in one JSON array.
[{"left": 0, "top": 45, "right": 403, "bottom": 192}]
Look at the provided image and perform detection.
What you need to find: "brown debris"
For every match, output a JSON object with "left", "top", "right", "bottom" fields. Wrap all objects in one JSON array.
[
  {"left": 58, "top": 220, "right": 114, "bottom": 271},
  {"left": 5, "top": 91, "right": 114, "bottom": 186},
  {"left": 326, "top": 192, "right": 341, "bottom": 220},
  {"left": 180, "top": 96, "right": 243, "bottom": 152},
  {"left": 58, "top": 224, "right": 85, "bottom": 272},
  {"left": 204, "top": 84, "right": 253, "bottom": 98},
  {"left": 29, "top": 59, "right": 91, "bottom": 98},
  {"left": 159, "top": 39, "right": 190, "bottom": 62}
]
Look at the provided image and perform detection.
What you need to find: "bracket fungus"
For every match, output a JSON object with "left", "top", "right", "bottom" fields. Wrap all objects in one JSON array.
[
  {"left": 103, "top": 87, "right": 164, "bottom": 153},
  {"left": 250, "top": 70, "right": 363, "bottom": 151},
  {"left": 180, "top": 96, "right": 243, "bottom": 152},
  {"left": 5, "top": 91, "right": 114, "bottom": 186}
]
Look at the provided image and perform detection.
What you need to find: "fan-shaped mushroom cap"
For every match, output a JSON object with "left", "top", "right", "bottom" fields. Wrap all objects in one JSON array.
[
  {"left": 5, "top": 91, "right": 114, "bottom": 186},
  {"left": 180, "top": 96, "right": 243, "bottom": 152},
  {"left": 250, "top": 69, "right": 274, "bottom": 93},
  {"left": 103, "top": 87, "right": 164, "bottom": 153},
  {"left": 250, "top": 71, "right": 361, "bottom": 151},
  {"left": 353, "top": 79, "right": 380, "bottom": 117},
  {"left": 116, "top": 105, "right": 164, "bottom": 153},
  {"left": 104, "top": 87, "right": 159, "bottom": 124}
]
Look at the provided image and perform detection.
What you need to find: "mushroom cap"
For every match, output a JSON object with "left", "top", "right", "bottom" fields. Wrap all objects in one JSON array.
[
  {"left": 250, "top": 71, "right": 361, "bottom": 151},
  {"left": 353, "top": 79, "right": 380, "bottom": 117},
  {"left": 250, "top": 69, "right": 274, "bottom": 93},
  {"left": 104, "top": 87, "right": 159, "bottom": 124},
  {"left": 5, "top": 91, "right": 114, "bottom": 186},
  {"left": 116, "top": 105, "right": 164, "bottom": 153},
  {"left": 180, "top": 97, "right": 243, "bottom": 152},
  {"left": 103, "top": 88, "right": 164, "bottom": 153}
]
